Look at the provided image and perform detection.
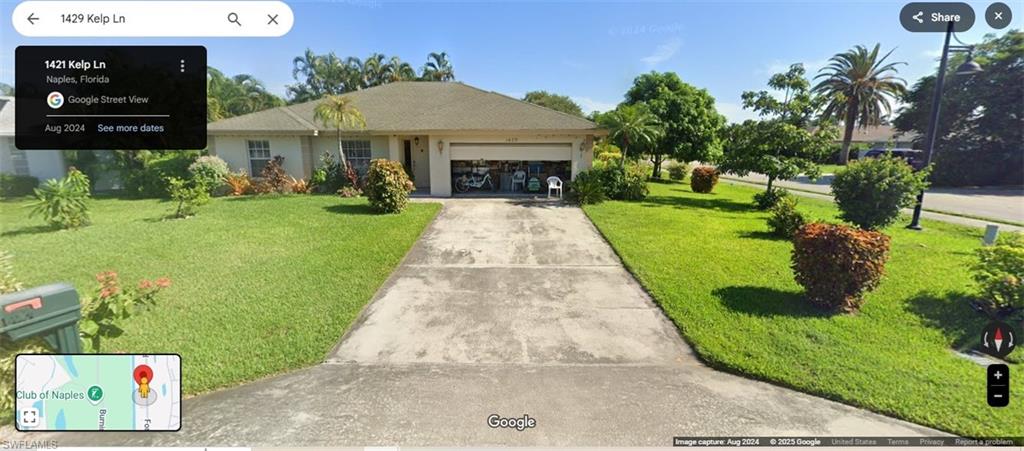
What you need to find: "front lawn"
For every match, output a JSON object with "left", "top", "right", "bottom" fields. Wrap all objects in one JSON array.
[
  {"left": 584, "top": 182, "right": 1022, "bottom": 437},
  {"left": 0, "top": 195, "right": 440, "bottom": 394}
]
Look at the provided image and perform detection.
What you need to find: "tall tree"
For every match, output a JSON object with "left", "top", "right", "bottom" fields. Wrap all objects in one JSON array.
[
  {"left": 719, "top": 64, "right": 838, "bottom": 192},
  {"left": 894, "top": 30, "right": 1023, "bottom": 186},
  {"left": 598, "top": 104, "right": 663, "bottom": 170},
  {"left": 421, "top": 52, "right": 455, "bottom": 81},
  {"left": 522, "top": 91, "right": 584, "bottom": 117},
  {"left": 624, "top": 72, "right": 725, "bottom": 178},
  {"left": 0, "top": 83, "right": 12, "bottom": 96},
  {"left": 314, "top": 95, "right": 367, "bottom": 167},
  {"left": 207, "top": 67, "right": 284, "bottom": 122},
  {"left": 813, "top": 44, "right": 907, "bottom": 164}
]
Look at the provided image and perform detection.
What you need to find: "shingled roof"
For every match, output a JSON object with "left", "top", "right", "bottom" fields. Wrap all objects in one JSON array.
[{"left": 208, "top": 82, "right": 602, "bottom": 134}]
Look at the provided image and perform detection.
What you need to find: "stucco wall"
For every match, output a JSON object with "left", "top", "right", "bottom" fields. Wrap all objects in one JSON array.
[
  {"left": 0, "top": 137, "right": 66, "bottom": 181},
  {"left": 210, "top": 135, "right": 305, "bottom": 178}
]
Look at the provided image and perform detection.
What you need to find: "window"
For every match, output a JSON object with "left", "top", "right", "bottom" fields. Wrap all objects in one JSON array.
[
  {"left": 247, "top": 140, "right": 271, "bottom": 176},
  {"left": 10, "top": 148, "right": 30, "bottom": 176},
  {"left": 342, "top": 140, "right": 372, "bottom": 175}
]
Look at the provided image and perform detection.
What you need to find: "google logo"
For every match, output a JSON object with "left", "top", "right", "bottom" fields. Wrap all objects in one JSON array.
[{"left": 47, "top": 91, "right": 64, "bottom": 109}]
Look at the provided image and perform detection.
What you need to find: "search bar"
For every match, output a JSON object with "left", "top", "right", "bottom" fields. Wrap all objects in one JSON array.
[{"left": 12, "top": 1, "right": 294, "bottom": 37}]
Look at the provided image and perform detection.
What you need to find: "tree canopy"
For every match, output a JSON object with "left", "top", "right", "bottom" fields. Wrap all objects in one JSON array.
[
  {"left": 719, "top": 64, "right": 838, "bottom": 190},
  {"left": 597, "top": 104, "right": 663, "bottom": 169},
  {"left": 287, "top": 50, "right": 456, "bottom": 103},
  {"left": 893, "top": 30, "right": 1023, "bottom": 186},
  {"left": 623, "top": 71, "right": 725, "bottom": 177},
  {"left": 207, "top": 67, "right": 285, "bottom": 122},
  {"left": 522, "top": 91, "right": 584, "bottom": 117}
]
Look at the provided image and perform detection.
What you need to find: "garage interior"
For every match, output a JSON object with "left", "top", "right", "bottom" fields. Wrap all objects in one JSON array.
[{"left": 449, "top": 143, "right": 573, "bottom": 195}]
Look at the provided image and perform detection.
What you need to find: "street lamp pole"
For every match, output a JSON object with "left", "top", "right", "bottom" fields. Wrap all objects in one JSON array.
[{"left": 908, "top": 20, "right": 981, "bottom": 230}]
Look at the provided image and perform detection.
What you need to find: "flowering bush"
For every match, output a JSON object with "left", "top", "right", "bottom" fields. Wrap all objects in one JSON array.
[
  {"left": 791, "top": 222, "right": 891, "bottom": 313},
  {"left": 690, "top": 166, "right": 719, "bottom": 193},
  {"left": 337, "top": 186, "right": 362, "bottom": 198},
  {"left": 80, "top": 271, "right": 170, "bottom": 352},
  {"left": 188, "top": 155, "right": 229, "bottom": 193}
]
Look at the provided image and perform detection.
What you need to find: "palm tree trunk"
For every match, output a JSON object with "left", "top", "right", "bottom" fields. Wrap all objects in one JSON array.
[
  {"left": 652, "top": 154, "right": 662, "bottom": 179},
  {"left": 838, "top": 100, "right": 859, "bottom": 165},
  {"left": 620, "top": 138, "right": 628, "bottom": 171},
  {"left": 337, "top": 129, "right": 347, "bottom": 166}
]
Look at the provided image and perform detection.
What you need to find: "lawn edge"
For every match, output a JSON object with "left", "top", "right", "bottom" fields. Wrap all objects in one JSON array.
[{"left": 579, "top": 196, "right": 966, "bottom": 438}]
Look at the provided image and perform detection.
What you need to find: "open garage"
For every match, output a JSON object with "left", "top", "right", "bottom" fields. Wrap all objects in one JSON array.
[{"left": 450, "top": 143, "right": 572, "bottom": 194}]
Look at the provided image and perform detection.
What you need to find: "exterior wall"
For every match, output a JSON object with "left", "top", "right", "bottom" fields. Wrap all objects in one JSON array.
[
  {"left": 309, "top": 135, "right": 390, "bottom": 162},
  {"left": 0, "top": 137, "right": 66, "bottom": 181},
  {"left": 426, "top": 133, "right": 594, "bottom": 197},
  {"left": 210, "top": 135, "right": 305, "bottom": 177}
]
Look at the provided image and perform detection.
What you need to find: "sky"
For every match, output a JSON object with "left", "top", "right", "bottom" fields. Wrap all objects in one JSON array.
[{"left": 1, "top": 0, "right": 1018, "bottom": 122}]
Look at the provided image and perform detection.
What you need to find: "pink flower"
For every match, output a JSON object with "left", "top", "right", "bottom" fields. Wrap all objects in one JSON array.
[
  {"left": 138, "top": 280, "right": 154, "bottom": 290},
  {"left": 155, "top": 277, "right": 172, "bottom": 288}
]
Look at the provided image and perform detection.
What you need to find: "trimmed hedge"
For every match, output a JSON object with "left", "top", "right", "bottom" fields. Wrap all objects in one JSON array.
[
  {"left": 364, "top": 159, "right": 414, "bottom": 213},
  {"left": 0, "top": 174, "right": 39, "bottom": 198},
  {"left": 791, "top": 222, "right": 891, "bottom": 313},
  {"left": 690, "top": 166, "right": 719, "bottom": 193}
]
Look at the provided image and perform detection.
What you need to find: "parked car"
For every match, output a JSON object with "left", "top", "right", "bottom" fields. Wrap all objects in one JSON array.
[{"left": 862, "top": 148, "right": 925, "bottom": 169}]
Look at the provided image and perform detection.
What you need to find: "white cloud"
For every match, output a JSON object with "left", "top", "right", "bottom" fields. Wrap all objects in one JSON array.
[
  {"left": 716, "top": 101, "right": 759, "bottom": 124},
  {"left": 640, "top": 38, "right": 682, "bottom": 66},
  {"left": 573, "top": 96, "right": 618, "bottom": 115}
]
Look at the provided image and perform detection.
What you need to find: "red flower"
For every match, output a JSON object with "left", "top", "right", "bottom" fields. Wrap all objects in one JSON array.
[
  {"left": 155, "top": 277, "right": 171, "bottom": 288},
  {"left": 138, "top": 279, "right": 154, "bottom": 290}
]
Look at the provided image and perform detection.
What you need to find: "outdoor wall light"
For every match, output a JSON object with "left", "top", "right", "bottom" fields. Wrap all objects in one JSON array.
[
  {"left": 437, "top": 140, "right": 445, "bottom": 154},
  {"left": 414, "top": 136, "right": 420, "bottom": 147}
]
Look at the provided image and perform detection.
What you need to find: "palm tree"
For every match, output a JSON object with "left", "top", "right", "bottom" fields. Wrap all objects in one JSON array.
[
  {"left": 421, "top": 52, "right": 455, "bottom": 81},
  {"left": 813, "top": 44, "right": 907, "bottom": 164},
  {"left": 599, "top": 104, "right": 663, "bottom": 169},
  {"left": 361, "top": 53, "right": 386, "bottom": 87},
  {"left": 382, "top": 56, "right": 417, "bottom": 83},
  {"left": 314, "top": 95, "right": 367, "bottom": 167}
]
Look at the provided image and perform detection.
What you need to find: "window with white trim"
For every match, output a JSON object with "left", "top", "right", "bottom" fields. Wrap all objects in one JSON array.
[
  {"left": 247, "top": 140, "right": 271, "bottom": 176},
  {"left": 342, "top": 140, "right": 372, "bottom": 174},
  {"left": 10, "top": 148, "right": 30, "bottom": 176}
]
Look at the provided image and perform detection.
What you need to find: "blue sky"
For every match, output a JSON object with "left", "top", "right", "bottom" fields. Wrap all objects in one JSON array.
[{"left": 1, "top": 0, "right": 1017, "bottom": 122}]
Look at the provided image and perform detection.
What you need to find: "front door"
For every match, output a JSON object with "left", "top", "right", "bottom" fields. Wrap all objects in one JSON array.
[
  {"left": 403, "top": 140, "right": 414, "bottom": 179},
  {"left": 411, "top": 137, "right": 430, "bottom": 188}
]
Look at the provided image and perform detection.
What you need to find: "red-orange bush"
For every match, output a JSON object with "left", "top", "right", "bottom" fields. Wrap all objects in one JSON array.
[
  {"left": 791, "top": 222, "right": 891, "bottom": 313},
  {"left": 690, "top": 166, "right": 719, "bottom": 193}
]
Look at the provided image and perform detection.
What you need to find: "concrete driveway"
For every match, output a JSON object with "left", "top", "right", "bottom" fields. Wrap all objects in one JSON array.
[{"left": 22, "top": 199, "right": 942, "bottom": 446}]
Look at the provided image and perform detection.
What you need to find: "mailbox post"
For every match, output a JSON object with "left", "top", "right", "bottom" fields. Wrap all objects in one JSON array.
[{"left": 0, "top": 283, "right": 83, "bottom": 353}]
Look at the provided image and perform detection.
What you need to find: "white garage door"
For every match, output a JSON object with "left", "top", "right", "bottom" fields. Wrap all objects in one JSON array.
[{"left": 450, "top": 143, "right": 572, "bottom": 161}]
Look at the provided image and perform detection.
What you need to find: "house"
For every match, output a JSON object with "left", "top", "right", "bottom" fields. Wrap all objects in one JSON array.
[
  {"left": 207, "top": 82, "right": 604, "bottom": 196},
  {"left": 844, "top": 125, "right": 919, "bottom": 159},
  {"left": 0, "top": 97, "right": 67, "bottom": 182}
]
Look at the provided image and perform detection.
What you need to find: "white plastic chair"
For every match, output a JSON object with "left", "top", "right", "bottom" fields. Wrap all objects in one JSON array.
[
  {"left": 547, "top": 176, "right": 563, "bottom": 198},
  {"left": 512, "top": 170, "right": 527, "bottom": 192}
]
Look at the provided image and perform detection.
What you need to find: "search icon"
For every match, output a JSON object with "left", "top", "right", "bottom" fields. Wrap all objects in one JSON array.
[{"left": 227, "top": 12, "right": 241, "bottom": 26}]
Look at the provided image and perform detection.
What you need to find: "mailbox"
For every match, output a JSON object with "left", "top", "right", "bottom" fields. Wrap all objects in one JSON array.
[{"left": 0, "top": 283, "right": 82, "bottom": 353}]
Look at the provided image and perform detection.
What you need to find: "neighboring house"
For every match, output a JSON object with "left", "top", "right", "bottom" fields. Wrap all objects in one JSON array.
[
  {"left": 0, "top": 97, "right": 66, "bottom": 182},
  {"left": 845, "top": 125, "right": 919, "bottom": 159},
  {"left": 207, "top": 82, "right": 605, "bottom": 197}
]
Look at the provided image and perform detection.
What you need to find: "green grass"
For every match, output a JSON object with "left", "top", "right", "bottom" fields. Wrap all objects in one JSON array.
[
  {"left": 0, "top": 195, "right": 440, "bottom": 394},
  {"left": 583, "top": 182, "right": 1022, "bottom": 438},
  {"left": 816, "top": 164, "right": 845, "bottom": 174}
]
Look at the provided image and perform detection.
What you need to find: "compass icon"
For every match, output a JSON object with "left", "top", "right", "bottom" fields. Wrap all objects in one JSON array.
[{"left": 981, "top": 321, "right": 1017, "bottom": 359}]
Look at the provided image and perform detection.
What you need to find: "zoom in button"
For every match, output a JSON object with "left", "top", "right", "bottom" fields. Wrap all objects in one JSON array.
[{"left": 901, "top": 2, "right": 976, "bottom": 32}]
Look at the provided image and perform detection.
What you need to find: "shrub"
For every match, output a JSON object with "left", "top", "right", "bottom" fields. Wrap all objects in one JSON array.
[
  {"left": 225, "top": 172, "right": 252, "bottom": 196},
  {"left": 667, "top": 162, "right": 688, "bottom": 181},
  {"left": 831, "top": 155, "right": 929, "bottom": 230},
  {"left": 569, "top": 170, "right": 607, "bottom": 205},
  {"left": 289, "top": 177, "right": 312, "bottom": 194},
  {"left": 343, "top": 161, "right": 360, "bottom": 189},
  {"left": 0, "top": 174, "right": 39, "bottom": 198},
  {"left": 971, "top": 234, "right": 1024, "bottom": 319},
  {"left": 767, "top": 196, "right": 806, "bottom": 238},
  {"left": 27, "top": 168, "right": 91, "bottom": 229},
  {"left": 364, "top": 159, "right": 413, "bottom": 213},
  {"left": 690, "top": 166, "right": 719, "bottom": 193},
  {"left": 167, "top": 177, "right": 210, "bottom": 218},
  {"left": 120, "top": 150, "right": 198, "bottom": 198},
  {"left": 312, "top": 152, "right": 345, "bottom": 193},
  {"left": 596, "top": 163, "right": 649, "bottom": 201},
  {"left": 753, "top": 186, "right": 790, "bottom": 210},
  {"left": 259, "top": 156, "right": 290, "bottom": 193},
  {"left": 791, "top": 222, "right": 891, "bottom": 313},
  {"left": 80, "top": 271, "right": 170, "bottom": 352},
  {"left": 188, "top": 155, "right": 229, "bottom": 193},
  {"left": 337, "top": 186, "right": 362, "bottom": 198}
]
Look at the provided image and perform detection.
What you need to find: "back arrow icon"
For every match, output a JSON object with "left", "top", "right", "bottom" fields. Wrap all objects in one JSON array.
[{"left": 27, "top": 13, "right": 39, "bottom": 24}]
